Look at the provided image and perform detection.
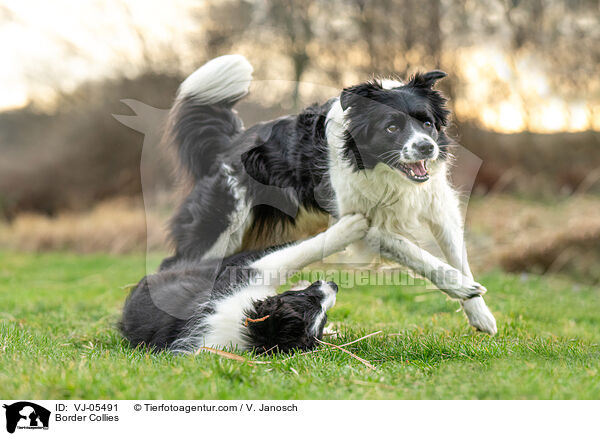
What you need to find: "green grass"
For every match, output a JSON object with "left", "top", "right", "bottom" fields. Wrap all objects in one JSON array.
[{"left": 1, "top": 251, "right": 598, "bottom": 399}]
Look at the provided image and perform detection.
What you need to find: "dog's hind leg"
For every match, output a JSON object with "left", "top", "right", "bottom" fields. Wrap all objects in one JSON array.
[{"left": 165, "top": 171, "right": 251, "bottom": 268}]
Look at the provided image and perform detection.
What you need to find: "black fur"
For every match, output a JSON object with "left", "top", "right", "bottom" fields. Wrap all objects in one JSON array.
[
  {"left": 243, "top": 282, "right": 333, "bottom": 354},
  {"left": 162, "top": 171, "right": 239, "bottom": 269},
  {"left": 165, "top": 99, "right": 336, "bottom": 265},
  {"left": 170, "top": 96, "right": 244, "bottom": 180}
]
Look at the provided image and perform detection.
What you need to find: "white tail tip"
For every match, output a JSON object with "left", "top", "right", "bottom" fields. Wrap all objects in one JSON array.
[{"left": 178, "top": 54, "right": 253, "bottom": 105}]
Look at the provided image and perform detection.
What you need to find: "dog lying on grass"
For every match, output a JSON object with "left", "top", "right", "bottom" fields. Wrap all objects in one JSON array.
[{"left": 121, "top": 214, "right": 368, "bottom": 354}]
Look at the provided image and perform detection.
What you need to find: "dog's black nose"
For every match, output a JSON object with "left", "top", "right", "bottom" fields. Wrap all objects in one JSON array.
[
  {"left": 327, "top": 281, "right": 338, "bottom": 293},
  {"left": 415, "top": 141, "right": 434, "bottom": 155}
]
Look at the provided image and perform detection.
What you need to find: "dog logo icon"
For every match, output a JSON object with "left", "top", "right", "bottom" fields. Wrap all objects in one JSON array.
[{"left": 3, "top": 402, "right": 50, "bottom": 434}]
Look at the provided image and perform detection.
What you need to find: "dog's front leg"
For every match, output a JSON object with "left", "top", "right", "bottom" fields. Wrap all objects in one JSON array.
[
  {"left": 366, "top": 227, "right": 497, "bottom": 335},
  {"left": 366, "top": 227, "right": 485, "bottom": 300},
  {"left": 427, "top": 216, "right": 473, "bottom": 280},
  {"left": 367, "top": 227, "right": 497, "bottom": 335},
  {"left": 251, "top": 214, "right": 369, "bottom": 273},
  {"left": 427, "top": 194, "right": 497, "bottom": 335}
]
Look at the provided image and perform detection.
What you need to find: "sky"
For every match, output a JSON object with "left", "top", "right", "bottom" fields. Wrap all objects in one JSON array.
[
  {"left": 0, "top": 0, "right": 597, "bottom": 133},
  {"left": 0, "top": 0, "right": 195, "bottom": 108}
]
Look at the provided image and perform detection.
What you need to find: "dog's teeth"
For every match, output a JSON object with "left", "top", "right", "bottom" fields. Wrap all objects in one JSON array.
[{"left": 409, "top": 169, "right": 415, "bottom": 177}]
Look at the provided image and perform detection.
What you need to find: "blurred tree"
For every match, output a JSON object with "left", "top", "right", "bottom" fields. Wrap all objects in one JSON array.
[
  {"left": 200, "top": 0, "right": 254, "bottom": 58},
  {"left": 442, "top": 0, "right": 600, "bottom": 127},
  {"left": 263, "top": 1, "right": 315, "bottom": 108}
]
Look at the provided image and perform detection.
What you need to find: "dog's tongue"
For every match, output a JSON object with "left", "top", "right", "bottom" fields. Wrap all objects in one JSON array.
[{"left": 407, "top": 160, "right": 427, "bottom": 176}]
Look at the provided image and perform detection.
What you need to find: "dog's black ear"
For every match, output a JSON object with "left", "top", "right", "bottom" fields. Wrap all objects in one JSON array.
[
  {"left": 244, "top": 297, "right": 310, "bottom": 354},
  {"left": 408, "top": 70, "right": 447, "bottom": 89},
  {"left": 340, "top": 82, "right": 381, "bottom": 111}
]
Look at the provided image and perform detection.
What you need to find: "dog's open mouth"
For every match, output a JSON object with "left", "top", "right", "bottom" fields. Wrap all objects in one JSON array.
[{"left": 395, "top": 160, "right": 429, "bottom": 182}]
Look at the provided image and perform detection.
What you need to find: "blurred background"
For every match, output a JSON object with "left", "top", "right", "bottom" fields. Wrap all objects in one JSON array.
[{"left": 0, "top": 0, "right": 598, "bottom": 284}]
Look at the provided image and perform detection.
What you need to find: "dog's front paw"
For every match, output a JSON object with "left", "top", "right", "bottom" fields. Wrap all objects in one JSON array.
[
  {"left": 331, "top": 213, "right": 369, "bottom": 244},
  {"left": 461, "top": 296, "right": 497, "bottom": 335}
]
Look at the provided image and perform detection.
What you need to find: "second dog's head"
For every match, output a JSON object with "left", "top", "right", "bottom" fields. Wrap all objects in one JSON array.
[
  {"left": 338, "top": 71, "right": 452, "bottom": 183},
  {"left": 243, "top": 280, "right": 337, "bottom": 354}
]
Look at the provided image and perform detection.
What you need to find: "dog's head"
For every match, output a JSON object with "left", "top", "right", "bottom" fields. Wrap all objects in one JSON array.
[
  {"left": 339, "top": 71, "right": 452, "bottom": 183},
  {"left": 243, "top": 280, "right": 337, "bottom": 354}
]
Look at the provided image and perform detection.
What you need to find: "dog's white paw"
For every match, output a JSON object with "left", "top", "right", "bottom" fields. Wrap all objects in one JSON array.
[
  {"left": 437, "top": 275, "right": 487, "bottom": 300},
  {"left": 330, "top": 214, "right": 369, "bottom": 244},
  {"left": 461, "top": 296, "right": 497, "bottom": 336}
]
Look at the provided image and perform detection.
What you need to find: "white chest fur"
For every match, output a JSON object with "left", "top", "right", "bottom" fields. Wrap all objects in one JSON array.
[{"left": 330, "top": 159, "right": 450, "bottom": 235}]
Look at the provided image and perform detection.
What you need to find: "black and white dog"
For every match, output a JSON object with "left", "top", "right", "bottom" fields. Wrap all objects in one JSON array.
[
  {"left": 161, "top": 55, "right": 497, "bottom": 335},
  {"left": 121, "top": 214, "right": 368, "bottom": 353}
]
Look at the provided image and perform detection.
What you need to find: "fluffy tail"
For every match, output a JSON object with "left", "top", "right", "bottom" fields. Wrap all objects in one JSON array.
[{"left": 169, "top": 55, "right": 253, "bottom": 179}]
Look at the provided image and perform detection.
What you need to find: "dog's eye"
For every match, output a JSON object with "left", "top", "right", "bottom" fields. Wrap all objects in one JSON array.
[
  {"left": 423, "top": 121, "right": 433, "bottom": 129},
  {"left": 386, "top": 124, "right": 398, "bottom": 133}
]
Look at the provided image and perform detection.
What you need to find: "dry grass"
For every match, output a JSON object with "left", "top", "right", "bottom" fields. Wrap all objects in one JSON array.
[
  {"left": 0, "top": 197, "right": 167, "bottom": 254},
  {"left": 466, "top": 194, "right": 600, "bottom": 282},
  {"left": 497, "top": 218, "right": 600, "bottom": 283}
]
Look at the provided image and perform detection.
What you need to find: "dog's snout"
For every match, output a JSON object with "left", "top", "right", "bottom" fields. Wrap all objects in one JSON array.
[
  {"left": 326, "top": 281, "right": 338, "bottom": 293},
  {"left": 415, "top": 141, "right": 434, "bottom": 156}
]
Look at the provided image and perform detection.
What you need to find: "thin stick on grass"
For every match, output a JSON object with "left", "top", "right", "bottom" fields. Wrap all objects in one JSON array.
[
  {"left": 254, "top": 345, "right": 279, "bottom": 356},
  {"left": 336, "top": 330, "right": 383, "bottom": 347},
  {"left": 198, "top": 330, "right": 383, "bottom": 367},
  {"left": 281, "top": 330, "right": 383, "bottom": 361},
  {"left": 314, "top": 338, "right": 376, "bottom": 370}
]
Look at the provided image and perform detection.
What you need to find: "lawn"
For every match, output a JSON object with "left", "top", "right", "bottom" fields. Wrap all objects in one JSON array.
[{"left": 0, "top": 251, "right": 598, "bottom": 399}]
